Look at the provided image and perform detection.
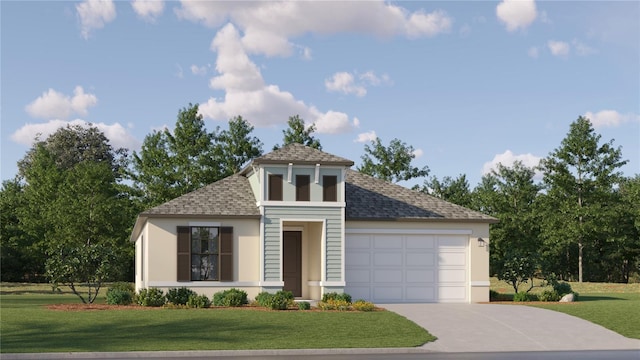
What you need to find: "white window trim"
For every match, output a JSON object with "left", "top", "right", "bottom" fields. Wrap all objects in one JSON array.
[
  {"left": 258, "top": 201, "right": 345, "bottom": 208},
  {"left": 189, "top": 221, "right": 221, "bottom": 227}
]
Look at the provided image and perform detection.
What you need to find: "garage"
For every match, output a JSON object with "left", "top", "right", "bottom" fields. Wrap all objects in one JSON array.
[{"left": 345, "top": 231, "right": 469, "bottom": 303}]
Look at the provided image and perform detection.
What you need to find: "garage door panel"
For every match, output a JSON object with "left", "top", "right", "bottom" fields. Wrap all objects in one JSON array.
[
  {"left": 406, "top": 235, "right": 435, "bottom": 249},
  {"left": 406, "top": 252, "right": 435, "bottom": 266},
  {"left": 374, "top": 269, "right": 402, "bottom": 282},
  {"left": 439, "top": 269, "right": 466, "bottom": 282},
  {"left": 407, "top": 269, "right": 435, "bottom": 283},
  {"left": 439, "top": 252, "right": 466, "bottom": 266},
  {"left": 373, "top": 286, "right": 403, "bottom": 301},
  {"left": 347, "top": 252, "right": 370, "bottom": 266},
  {"left": 346, "top": 269, "right": 370, "bottom": 282},
  {"left": 374, "top": 252, "right": 402, "bottom": 266},
  {"left": 439, "top": 285, "right": 467, "bottom": 302},
  {"left": 374, "top": 235, "right": 402, "bottom": 249},
  {"left": 348, "top": 287, "right": 371, "bottom": 301},
  {"left": 349, "top": 235, "right": 372, "bottom": 249},
  {"left": 406, "top": 286, "right": 435, "bottom": 301},
  {"left": 438, "top": 236, "right": 467, "bottom": 248}
]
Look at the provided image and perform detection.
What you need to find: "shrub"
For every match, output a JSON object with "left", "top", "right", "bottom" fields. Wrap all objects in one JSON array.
[
  {"left": 135, "top": 288, "right": 166, "bottom": 307},
  {"left": 321, "top": 292, "right": 352, "bottom": 304},
  {"left": 553, "top": 281, "right": 573, "bottom": 296},
  {"left": 352, "top": 299, "right": 375, "bottom": 312},
  {"left": 319, "top": 298, "right": 350, "bottom": 311},
  {"left": 213, "top": 288, "right": 248, "bottom": 307},
  {"left": 513, "top": 292, "right": 530, "bottom": 302},
  {"left": 297, "top": 301, "right": 311, "bottom": 310},
  {"left": 266, "top": 291, "right": 292, "bottom": 310},
  {"left": 186, "top": 294, "right": 211, "bottom": 308},
  {"left": 538, "top": 290, "right": 561, "bottom": 302},
  {"left": 167, "top": 287, "right": 197, "bottom": 306},
  {"left": 489, "top": 290, "right": 499, "bottom": 301},
  {"left": 106, "top": 283, "right": 134, "bottom": 305},
  {"left": 255, "top": 291, "right": 273, "bottom": 307}
]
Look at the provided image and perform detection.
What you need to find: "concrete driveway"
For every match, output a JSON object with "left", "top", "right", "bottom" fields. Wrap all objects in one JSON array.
[{"left": 382, "top": 303, "right": 640, "bottom": 352}]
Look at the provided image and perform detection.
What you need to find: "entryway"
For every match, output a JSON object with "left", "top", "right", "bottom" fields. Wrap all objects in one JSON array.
[{"left": 283, "top": 231, "right": 302, "bottom": 297}]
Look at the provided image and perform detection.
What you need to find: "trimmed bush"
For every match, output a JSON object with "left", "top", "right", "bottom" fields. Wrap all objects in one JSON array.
[
  {"left": 266, "top": 291, "right": 291, "bottom": 310},
  {"left": 213, "top": 288, "right": 248, "bottom": 307},
  {"left": 167, "top": 287, "right": 197, "bottom": 306},
  {"left": 352, "top": 299, "right": 375, "bottom": 312},
  {"left": 319, "top": 299, "right": 350, "bottom": 311},
  {"left": 135, "top": 288, "right": 166, "bottom": 307},
  {"left": 538, "top": 290, "right": 561, "bottom": 302},
  {"left": 255, "top": 292, "right": 273, "bottom": 307},
  {"left": 321, "top": 292, "right": 352, "bottom": 304},
  {"left": 513, "top": 292, "right": 530, "bottom": 302},
  {"left": 297, "top": 301, "right": 311, "bottom": 310},
  {"left": 106, "top": 283, "right": 134, "bottom": 305},
  {"left": 553, "top": 281, "right": 573, "bottom": 296},
  {"left": 186, "top": 294, "right": 211, "bottom": 308}
]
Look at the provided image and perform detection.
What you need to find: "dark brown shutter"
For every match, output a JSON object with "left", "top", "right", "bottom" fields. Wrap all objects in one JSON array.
[
  {"left": 177, "top": 226, "right": 191, "bottom": 281},
  {"left": 269, "top": 174, "right": 283, "bottom": 201},
  {"left": 219, "top": 227, "right": 233, "bottom": 282},
  {"left": 296, "top": 175, "right": 310, "bottom": 201},
  {"left": 323, "top": 175, "right": 337, "bottom": 202}
]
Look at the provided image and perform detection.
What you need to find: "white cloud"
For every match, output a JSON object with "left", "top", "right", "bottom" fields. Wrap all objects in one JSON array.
[
  {"left": 175, "top": 1, "right": 452, "bottom": 57},
  {"left": 131, "top": 0, "right": 164, "bottom": 22},
  {"left": 584, "top": 110, "right": 640, "bottom": 128},
  {"left": 198, "top": 24, "right": 358, "bottom": 134},
  {"left": 11, "top": 119, "right": 140, "bottom": 151},
  {"left": 190, "top": 64, "right": 208, "bottom": 76},
  {"left": 76, "top": 0, "right": 116, "bottom": 39},
  {"left": 573, "top": 39, "right": 596, "bottom": 56},
  {"left": 325, "top": 72, "right": 367, "bottom": 97},
  {"left": 528, "top": 46, "right": 539, "bottom": 58},
  {"left": 496, "top": 0, "right": 537, "bottom": 32},
  {"left": 482, "top": 150, "right": 542, "bottom": 176},
  {"left": 412, "top": 148, "right": 424, "bottom": 158},
  {"left": 325, "top": 71, "right": 391, "bottom": 97},
  {"left": 354, "top": 131, "right": 377, "bottom": 143},
  {"left": 548, "top": 40, "right": 570, "bottom": 57},
  {"left": 25, "top": 86, "right": 98, "bottom": 120}
]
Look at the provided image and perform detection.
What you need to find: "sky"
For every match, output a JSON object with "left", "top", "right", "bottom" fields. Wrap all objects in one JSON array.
[{"left": 2, "top": 0, "right": 639, "bottom": 189}]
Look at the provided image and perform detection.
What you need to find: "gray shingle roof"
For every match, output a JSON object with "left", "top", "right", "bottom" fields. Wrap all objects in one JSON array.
[
  {"left": 141, "top": 174, "right": 260, "bottom": 217},
  {"left": 249, "top": 143, "right": 354, "bottom": 167},
  {"left": 345, "top": 169, "right": 497, "bottom": 222}
]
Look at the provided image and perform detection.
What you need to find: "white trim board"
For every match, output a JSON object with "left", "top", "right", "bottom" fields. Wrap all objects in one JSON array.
[{"left": 345, "top": 228, "right": 472, "bottom": 235}]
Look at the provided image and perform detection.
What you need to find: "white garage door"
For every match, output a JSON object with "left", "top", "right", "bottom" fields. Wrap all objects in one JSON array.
[{"left": 345, "top": 233, "right": 469, "bottom": 303}]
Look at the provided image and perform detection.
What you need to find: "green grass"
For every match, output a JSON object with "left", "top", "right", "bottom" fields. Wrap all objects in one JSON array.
[
  {"left": 490, "top": 277, "right": 640, "bottom": 339},
  {"left": 0, "top": 284, "right": 434, "bottom": 353}
]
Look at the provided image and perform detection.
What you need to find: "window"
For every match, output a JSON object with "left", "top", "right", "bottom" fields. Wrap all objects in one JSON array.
[
  {"left": 177, "top": 226, "right": 233, "bottom": 282},
  {"left": 323, "top": 175, "right": 337, "bottom": 202},
  {"left": 296, "top": 175, "right": 310, "bottom": 201},
  {"left": 268, "top": 174, "right": 283, "bottom": 201}
]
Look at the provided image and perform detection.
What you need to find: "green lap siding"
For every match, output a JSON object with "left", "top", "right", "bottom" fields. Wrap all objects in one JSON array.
[{"left": 263, "top": 206, "right": 343, "bottom": 282}]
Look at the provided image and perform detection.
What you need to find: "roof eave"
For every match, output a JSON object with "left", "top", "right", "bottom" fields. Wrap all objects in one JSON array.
[{"left": 346, "top": 217, "right": 499, "bottom": 224}]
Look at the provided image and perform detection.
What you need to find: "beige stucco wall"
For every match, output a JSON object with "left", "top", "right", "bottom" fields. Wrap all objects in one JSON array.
[
  {"left": 346, "top": 220, "right": 491, "bottom": 303},
  {"left": 136, "top": 217, "right": 261, "bottom": 298}
]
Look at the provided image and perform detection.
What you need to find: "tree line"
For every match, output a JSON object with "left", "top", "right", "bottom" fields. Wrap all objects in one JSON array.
[{"left": 1, "top": 104, "right": 638, "bottom": 301}]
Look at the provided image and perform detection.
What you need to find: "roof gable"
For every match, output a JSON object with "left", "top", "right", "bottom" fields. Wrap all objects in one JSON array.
[{"left": 249, "top": 143, "right": 354, "bottom": 167}]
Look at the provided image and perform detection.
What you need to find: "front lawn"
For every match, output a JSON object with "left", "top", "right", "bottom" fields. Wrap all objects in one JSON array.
[
  {"left": 490, "top": 278, "right": 640, "bottom": 339},
  {"left": 0, "top": 285, "right": 434, "bottom": 353}
]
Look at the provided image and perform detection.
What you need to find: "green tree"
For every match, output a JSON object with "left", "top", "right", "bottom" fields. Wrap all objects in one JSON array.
[
  {"left": 131, "top": 103, "right": 221, "bottom": 207},
  {"left": 358, "top": 137, "right": 429, "bottom": 183},
  {"left": 14, "top": 125, "right": 133, "bottom": 301},
  {"left": 273, "top": 115, "right": 322, "bottom": 150},
  {"left": 217, "top": 116, "right": 263, "bottom": 177},
  {"left": 538, "top": 116, "right": 628, "bottom": 282},
  {"left": 417, "top": 174, "right": 473, "bottom": 208},
  {"left": 472, "top": 162, "right": 542, "bottom": 277}
]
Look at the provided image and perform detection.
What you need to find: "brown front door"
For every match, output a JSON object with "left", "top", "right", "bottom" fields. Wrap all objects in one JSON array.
[{"left": 283, "top": 231, "right": 302, "bottom": 297}]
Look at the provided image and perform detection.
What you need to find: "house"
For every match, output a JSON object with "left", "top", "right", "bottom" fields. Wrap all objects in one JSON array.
[{"left": 130, "top": 143, "right": 497, "bottom": 303}]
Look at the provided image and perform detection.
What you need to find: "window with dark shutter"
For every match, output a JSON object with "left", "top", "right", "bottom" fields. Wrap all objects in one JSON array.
[
  {"left": 219, "top": 227, "right": 233, "bottom": 281},
  {"left": 296, "top": 175, "right": 310, "bottom": 201},
  {"left": 268, "top": 174, "right": 283, "bottom": 201},
  {"left": 177, "top": 227, "right": 191, "bottom": 281},
  {"left": 323, "top": 175, "right": 337, "bottom": 202}
]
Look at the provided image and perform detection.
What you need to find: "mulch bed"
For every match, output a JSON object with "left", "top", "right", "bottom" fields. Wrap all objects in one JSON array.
[{"left": 45, "top": 304, "right": 385, "bottom": 312}]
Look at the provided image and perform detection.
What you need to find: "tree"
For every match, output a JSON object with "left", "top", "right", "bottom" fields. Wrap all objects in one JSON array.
[
  {"left": 472, "top": 161, "right": 542, "bottom": 277},
  {"left": 273, "top": 115, "right": 322, "bottom": 150},
  {"left": 15, "top": 125, "right": 133, "bottom": 302},
  {"left": 538, "top": 116, "right": 628, "bottom": 282},
  {"left": 358, "top": 137, "right": 429, "bottom": 183},
  {"left": 217, "top": 116, "right": 263, "bottom": 177},
  {"left": 417, "top": 174, "right": 473, "bottom": 208},
  {"left": 131, "top": 103, "right": 221, "bottom": 207}
]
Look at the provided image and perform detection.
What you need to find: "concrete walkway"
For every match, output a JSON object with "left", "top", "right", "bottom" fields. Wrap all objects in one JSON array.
[{"left": 381, "top": 303, "right": 640, "bottom": 352}]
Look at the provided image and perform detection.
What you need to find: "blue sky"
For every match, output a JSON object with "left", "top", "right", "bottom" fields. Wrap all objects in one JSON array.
[{"left": 2, "top": 1, "right": 639, "bottom": 189}]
